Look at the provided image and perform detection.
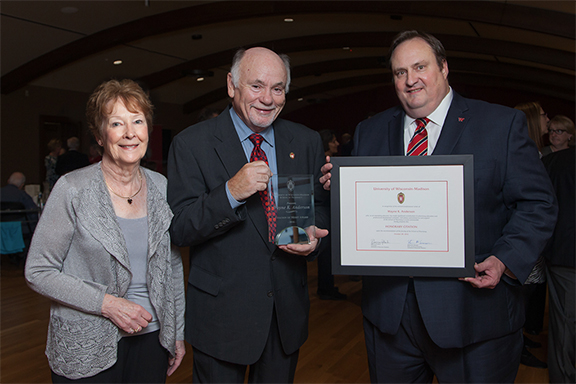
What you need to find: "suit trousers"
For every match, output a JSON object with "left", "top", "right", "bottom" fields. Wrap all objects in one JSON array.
[
  {"left": 192, "top": 306, "right": 300, "bottom": 383},
  {"left": 363, "top": 289, "right": 522, "bottom": 383},
  {"left": 523, "top": 282, "right": 547, "bottom": 334},
  {"left": 51, "top": 331, "right": 169, "bottom": 383},
  {"left": 546, "top": 265, "right": 576, "bottom": 383},
  {"left": 317, "top": 233, "right": 336, "bottom": 293}
]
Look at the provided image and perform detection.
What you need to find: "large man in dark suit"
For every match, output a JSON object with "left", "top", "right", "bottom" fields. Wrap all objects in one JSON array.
[
  {"left": 168, "top": 47, "right": 328, "bottom": 383},
  {"left": 321, "top": 31, "right": 557, "bottom": 383}
]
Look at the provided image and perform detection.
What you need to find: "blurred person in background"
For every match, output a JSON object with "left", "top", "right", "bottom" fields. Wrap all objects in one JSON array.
[
  {"left": 542, "top": 115, "right": 574, "bottom": 156},
  {"left": 44, "top": 139, "right": 63, "bottom": 192},
  {"left": 542, "top": 145, "right": 575, "bottom": 383},
  {"left": 514, "top": 101, "right": 552, "bottom": 368},
  {"left": 55, "top": 136, "right": 90, "bottom": 176},
  {"left": 515, "top": 101, "right": 549, "bottom": 156},
  {"left": 316, "top": 130, "right": 346, "bottom": 300}
]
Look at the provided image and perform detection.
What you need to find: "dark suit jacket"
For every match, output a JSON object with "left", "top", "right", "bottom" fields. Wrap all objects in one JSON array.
[
  {"left": 167, "top": 109, "right": 328, "bottom": 364},
  {"left": 354, "top": 92, "right": 557, "bottom": 349},
  {"left": 55, "top": 150, "right": 90, "bottom": 175},
  {"left": 542, "top": 147, "right": 575, "bottom": 268}
]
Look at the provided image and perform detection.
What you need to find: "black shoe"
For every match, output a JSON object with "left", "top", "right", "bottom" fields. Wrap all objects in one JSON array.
[
  {"left": 317, "top": 288, "right": 347, "bottom": 300},
  {"left": 521, "top": 347, "right": 547, "bottom": 368},
  {"left": 524, "top": 335, "right": 542, "bottom": 348}
]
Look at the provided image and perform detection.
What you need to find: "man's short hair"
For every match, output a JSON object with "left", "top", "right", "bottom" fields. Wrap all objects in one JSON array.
[
  {"left": 387, "top": 30, "right": 447, "bottom": 70},
  {"left": 229, "top": 48, "right": 292, "bottom": 93},
  {"left": 67, "top": 137, "right": 81, "bottom": 151}
]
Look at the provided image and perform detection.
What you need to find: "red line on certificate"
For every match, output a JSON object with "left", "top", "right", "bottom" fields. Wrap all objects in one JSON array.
[{"left": 354, "top": 180, "right": 450, "bottom": 253}]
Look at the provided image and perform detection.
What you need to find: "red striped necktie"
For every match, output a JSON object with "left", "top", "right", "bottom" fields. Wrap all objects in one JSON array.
[
  {"left": 249, "top": 133, "right": 277, "bottom": 242},
  {"left": 406, "top": 118, "right": 430, "bottom": 156}
]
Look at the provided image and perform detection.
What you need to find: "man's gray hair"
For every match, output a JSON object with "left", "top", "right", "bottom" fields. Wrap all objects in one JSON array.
[
  {"left": 67, "top": 137, "right": 80, "bottom": 151},
  {"left": 8, "top": 172, "right": 26, "bottom": 188},
  {"left": 229, "top": 48, "right": 291, "bottom": 93}
]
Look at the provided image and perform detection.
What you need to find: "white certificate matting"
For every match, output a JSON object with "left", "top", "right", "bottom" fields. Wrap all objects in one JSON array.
[{"left": 342, "top": 165, "right": 463, "bottom": 266}]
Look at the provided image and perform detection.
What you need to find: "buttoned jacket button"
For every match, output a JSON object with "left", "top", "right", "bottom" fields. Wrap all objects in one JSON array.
[{"left": 267, "top": 291, "right": 273, "bottom": 297}]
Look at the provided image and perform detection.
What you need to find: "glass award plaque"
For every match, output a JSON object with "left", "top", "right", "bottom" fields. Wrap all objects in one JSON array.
[{"left": 271, "top": 174, "right": 315, "bottom": 245}]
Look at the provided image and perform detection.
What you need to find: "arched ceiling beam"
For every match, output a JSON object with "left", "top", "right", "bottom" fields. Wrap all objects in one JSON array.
[
  {"left": 146, "top": 31, "right": 574, "bottom": 94},
  {"left": 182, "top": 57, "right": 574, "bottom": 114},
  {"left": 285, "top": 73, "right": 575, "bottom": 103},
  {"left": 292, "top": 57, "right": 574, "bottom": 91},
  {"left": 280, "top": 72, "right": 574, "bottom": 113},
  {"left": 2, "top": 1, "right": 574, "bottom": 94}
]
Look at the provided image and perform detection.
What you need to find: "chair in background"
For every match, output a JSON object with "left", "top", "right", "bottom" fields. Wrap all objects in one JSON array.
[{"left": 0, "top": 201, "right": 35, "bottom": 265}]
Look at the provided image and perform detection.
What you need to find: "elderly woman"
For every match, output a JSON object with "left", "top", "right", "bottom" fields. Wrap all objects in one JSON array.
[
  {"left": 544, "top": 115, "right": 574, "bottom": 155},
  {"left": 25, "top": 79, "right": 185, "bottom": 383}
]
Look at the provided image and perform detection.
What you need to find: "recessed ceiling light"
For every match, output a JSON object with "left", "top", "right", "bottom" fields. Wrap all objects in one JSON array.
[
  {"left": 297, "top": 98, "right": 304, "bottom": 102},
  {"left": 196, "top": 77, "right": 205, "bottom": 82},
  {"left": 342, "top": 47, "right": 350, "bottom": 50},
  {"left": 284, "top": 18, "right": 294, "bottom": 22},
  {"left": 61, "top": 7, "right": 78, "bottom": 14},
  {"left": 113, "top": 60, "right": 123, "bottom": 65}
]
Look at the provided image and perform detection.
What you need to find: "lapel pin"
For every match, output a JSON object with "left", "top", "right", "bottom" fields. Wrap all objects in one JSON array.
[
  {"left": 458, "top": 117, "right": 465, "bottom": 122},
  {"left": 289, "top": 152, "right": 295, "bottom": 159}
]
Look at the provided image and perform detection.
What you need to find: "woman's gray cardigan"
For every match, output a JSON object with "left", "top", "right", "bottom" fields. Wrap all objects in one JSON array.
[{"left": 25, "top": 163, "right": 185, "bottom": 379}]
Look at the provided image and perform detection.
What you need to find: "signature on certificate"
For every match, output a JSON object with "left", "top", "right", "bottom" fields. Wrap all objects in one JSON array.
[
  {"left": 371, "top": 239, "right": 390, "bottom": 248},
  {"left": 407, "top": 239, "right": 432, "bottom": 249}
]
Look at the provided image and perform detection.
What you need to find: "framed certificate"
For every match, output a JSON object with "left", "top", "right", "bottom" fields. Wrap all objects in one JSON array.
[{"left": 331, "top": 155, "right": 475, "bottom": 277}]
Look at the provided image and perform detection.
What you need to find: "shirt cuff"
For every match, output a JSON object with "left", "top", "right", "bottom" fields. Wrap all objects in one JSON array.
[{"left": 225, "top": 181, "right": 244, "bottom": 209}]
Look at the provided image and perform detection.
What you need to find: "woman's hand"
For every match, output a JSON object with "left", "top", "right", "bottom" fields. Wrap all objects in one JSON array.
[
  {"left": 101, "top": 294, "right": 152, "bottom": 334},
  {"left": 167, "top": 340, "right": 186, "bottom": 376}
]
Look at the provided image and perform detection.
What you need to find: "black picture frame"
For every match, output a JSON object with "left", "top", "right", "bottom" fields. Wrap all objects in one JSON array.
[{"left": 330, "top": 155, "right": 475, "bottom": 278}]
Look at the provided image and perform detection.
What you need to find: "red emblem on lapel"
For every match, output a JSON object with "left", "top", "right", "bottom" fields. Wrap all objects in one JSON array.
[{"left": 458, "top": 117, "right": 465, "bottom": 122}]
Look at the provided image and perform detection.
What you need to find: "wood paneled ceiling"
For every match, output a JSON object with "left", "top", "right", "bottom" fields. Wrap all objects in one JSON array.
[{"left": 2, "top": 1, "right": 574, "bottom": 116}]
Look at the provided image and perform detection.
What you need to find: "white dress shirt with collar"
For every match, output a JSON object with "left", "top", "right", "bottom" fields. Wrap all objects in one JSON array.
[{"left": 403, "top": 87, "right": 454, "bottom": 155}]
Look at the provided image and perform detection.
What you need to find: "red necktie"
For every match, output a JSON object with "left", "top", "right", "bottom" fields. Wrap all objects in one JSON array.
[
  {"left": 249, "top": 133, "right": 277, "bottom": 242},
  {"left": 406, "top": 118, "right": 430, "bottom": 156}
]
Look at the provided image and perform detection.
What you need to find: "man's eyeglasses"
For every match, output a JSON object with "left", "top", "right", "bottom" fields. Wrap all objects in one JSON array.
[{"left": 549, "top": 129, "right": 567, "bottom": 135}]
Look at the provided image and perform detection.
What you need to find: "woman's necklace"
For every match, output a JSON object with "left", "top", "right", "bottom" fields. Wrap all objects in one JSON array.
[{"left": 104, "top": 169, "right": 143, "bottom": 205}]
